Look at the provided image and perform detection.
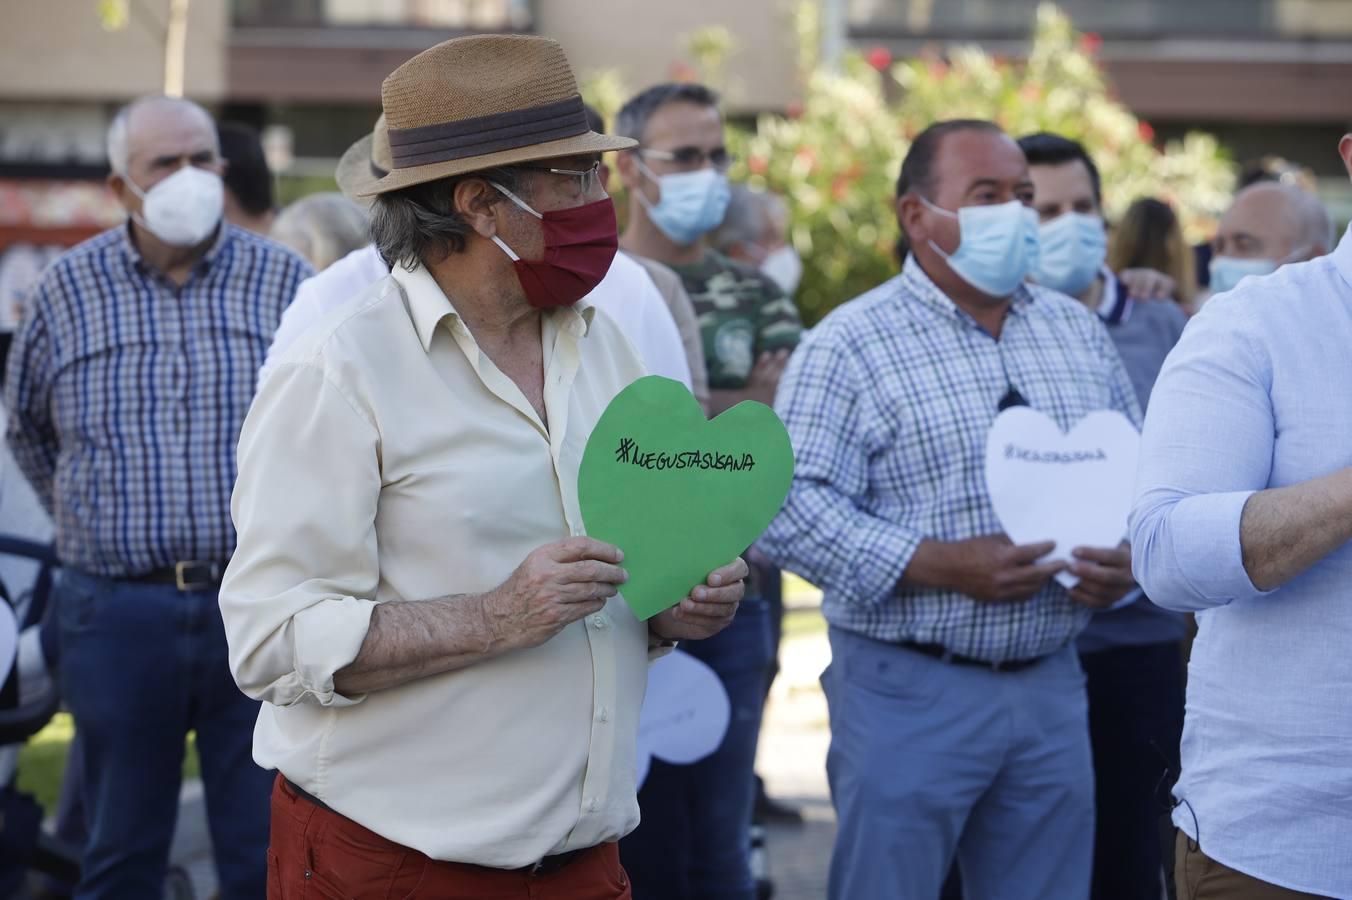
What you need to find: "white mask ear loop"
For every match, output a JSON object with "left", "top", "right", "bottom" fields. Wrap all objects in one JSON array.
[
  {"left": 488, "top": 181, "right": 540, "bottom": 262},
  {"left": 917, "top": 195, "right": 959, "bottom": 259},
  {"left": 117, "top": 169, "right": 152, "bottom": 230},
  {"left": 489, "top": 182, "right": 542, "bottom": 219},
  {"left": 630, "top": 155, "right": 665, "bottom": 211}
]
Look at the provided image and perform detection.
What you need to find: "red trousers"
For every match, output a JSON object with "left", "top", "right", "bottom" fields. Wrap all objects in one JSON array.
[{"left": 268, "top": 774, "right": 632, "bottom": 899}]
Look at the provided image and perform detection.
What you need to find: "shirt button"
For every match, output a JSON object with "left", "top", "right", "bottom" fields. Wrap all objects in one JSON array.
[
  {"left": 596, "top": 706, "right": 610, "bottom": 723},
  {"left": 591, "top": 615, "right": 609, "bottom": 631},
  {"left": 585, "top": 798, "right": 599, "bottom": 813}
]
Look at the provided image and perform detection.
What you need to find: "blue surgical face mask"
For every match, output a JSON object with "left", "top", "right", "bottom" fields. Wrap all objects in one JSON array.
[
  {"left": 636, "top": 158, "right": 731, "bottom": 245},
  {"left": 922, "top": 198, "right": 1040, "bottom": 298},
  {"left": 1030, "top": 212, "right": 1106, "bottom": 297},
  {"left": 1208, "top": 255, "right": 1277, "bottom": 295}
]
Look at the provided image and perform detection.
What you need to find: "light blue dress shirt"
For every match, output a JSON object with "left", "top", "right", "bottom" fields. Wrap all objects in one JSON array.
[{"left": 1130, "top": 226, "right": 1352, "bottom": 896}]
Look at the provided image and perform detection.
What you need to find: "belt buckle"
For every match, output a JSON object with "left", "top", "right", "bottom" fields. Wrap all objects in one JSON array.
[{"left": 174, "top": 560, "right": 218, "bottom": 592}]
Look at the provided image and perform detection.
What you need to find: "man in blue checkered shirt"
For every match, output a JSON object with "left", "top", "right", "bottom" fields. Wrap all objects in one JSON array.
[
  {"left": 760, "top": 120, "right": 1141, "bottom": 900},
  {"left": 3, "top": 96, "right": 311, "bottom": 898}
]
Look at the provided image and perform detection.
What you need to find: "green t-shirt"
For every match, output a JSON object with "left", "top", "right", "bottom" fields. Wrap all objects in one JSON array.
[{"left": 669, "top": 250, "right": 803, "bottom": 390}]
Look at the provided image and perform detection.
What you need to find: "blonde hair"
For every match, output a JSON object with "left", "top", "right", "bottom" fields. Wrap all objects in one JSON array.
[
  {"left": 270, "top": 193, "right": 370, "bottom": 271},
  {"left": 1108, "top": 197, "right": 1196, "bottom": 306}
]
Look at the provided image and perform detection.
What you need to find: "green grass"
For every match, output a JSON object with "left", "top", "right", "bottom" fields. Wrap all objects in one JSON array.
[
  {"left": 782, "top": 573, "right": 820, "bottom": 605},
  {"left": 777, "top": 572, "right": 826, "bottom": 641},
  {"left": 16, "top": 714, "right": 200, "bottom": 815},
  {"left": 782, "top": 606, "right": 827, "bottom": 641}
]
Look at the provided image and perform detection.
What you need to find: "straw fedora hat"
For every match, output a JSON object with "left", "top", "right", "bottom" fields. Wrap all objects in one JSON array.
[
  {"left": 334, "top": 115, "right": 391, "bottom": 206},
  {"left": 358, "top": 34, "right": 635, "bottom": 197}
]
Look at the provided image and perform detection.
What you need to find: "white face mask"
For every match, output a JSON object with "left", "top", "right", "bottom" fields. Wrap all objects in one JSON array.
[
  {"left": 1031, "top": 212, "right": 1106, "bottom": 298},
  {"left": 922, "top": 198, "right": 1040, "bottom": 298},
  {"left": 123, "top": 165, "right": 224, "bottom": 247},
  {"left": 760, "top": 245, "right": 803, "bottom": 295},
  {"left": 1207, "top": 256, "right": 1275, "bottom": 295}
]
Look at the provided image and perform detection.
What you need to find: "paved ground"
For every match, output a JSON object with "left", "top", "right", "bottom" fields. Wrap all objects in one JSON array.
[{"left": 758, "top": 606, "right": 834, "bottom": 900}]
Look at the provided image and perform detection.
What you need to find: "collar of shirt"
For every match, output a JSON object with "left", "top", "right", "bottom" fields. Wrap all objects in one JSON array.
[
  {"left": 115, "top": 218, "right": 233, "bottom": 279},
  {"left": 899, "top": 254, "right": 1035, "bottom": 333},
  {"left": 1334, "top": 222, "right": 1352, "bottom": 286},
  {"left": 1097, "top": 266, "right": 1133, "bottom": 326},
  {"left": 391, "top": 262, "right": 596, "bottom": 353}
]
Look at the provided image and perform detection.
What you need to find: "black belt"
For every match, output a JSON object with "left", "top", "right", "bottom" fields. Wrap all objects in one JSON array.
[
  {"left": 899, "top": 640, "right": 1050, "bottom": 673},
  {"left": 130, "top": 561, "right": 223, "bottom": 591},
  {"left": 284, "top": 779, "right": 586, "bottom": 877}
]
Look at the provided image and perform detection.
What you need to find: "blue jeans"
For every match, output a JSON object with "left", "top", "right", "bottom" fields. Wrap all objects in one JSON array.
[
  {"left": 621, "top": 598, "right": 773, "bottom": 900},
  {"left": 824, "top": 627, "right": 1095, "bottom": 900},
  {"left": 1080, "top": 642, "right": 1184, "bottom": 900},
  {"left": 56, "top": 571, "right": 272, "bottom": 900}
]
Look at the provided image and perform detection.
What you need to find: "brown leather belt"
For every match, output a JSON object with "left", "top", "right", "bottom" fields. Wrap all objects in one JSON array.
[
  {"left": 899, "top": 640, "right": 1050, "bottom": 673},
  {"left": 129, "top": 560, "right": 223, "bottom": 591},
  {"left": 283, "top": 779, "right": 585, "bottom": 877}
]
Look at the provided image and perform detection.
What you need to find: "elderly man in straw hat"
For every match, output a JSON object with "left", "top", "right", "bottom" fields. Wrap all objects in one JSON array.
[
  {"left": 220, "top": 34, "right": 747, "bottom": 898},
  {"left": 258, "top": 111, "right": 698, "bottom": 403}
]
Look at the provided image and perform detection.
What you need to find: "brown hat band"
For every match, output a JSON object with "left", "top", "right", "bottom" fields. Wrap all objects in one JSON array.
[{"left": 386, "top": 96, "right": 589, "bottom": 169}]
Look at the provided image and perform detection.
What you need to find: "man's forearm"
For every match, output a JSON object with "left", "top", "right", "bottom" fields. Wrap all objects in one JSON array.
[
  {"left": 1240, "top": 469, "right": 1352, "bottom": 591},
  {"left": 332, "top": 592, "right": 510, "bottom": 696}
]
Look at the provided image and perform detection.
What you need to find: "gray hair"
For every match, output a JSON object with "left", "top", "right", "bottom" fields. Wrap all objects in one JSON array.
[
  {"left": 269, "top": 193, "right": 371, "bottom": 271},
  {"left": 710, "top": 185, "right": 786, "bottom": 253},
  {"left": 1294, "top": 187, "right": 1335, "bottom": 255},
  {"left": 615, "top": 83, "right": 721, "bottom": 143},
  {"left": 1235, "top": 181, "right": 1335, "bottom": 257},
  {"left": 369, "top": 167, "right": 527, "bottom": 270},
  {"left": 107, "top": 95, "right": 216, "bottom": 174}
]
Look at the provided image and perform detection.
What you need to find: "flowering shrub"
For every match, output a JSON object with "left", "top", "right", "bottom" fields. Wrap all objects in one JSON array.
[
  {"left": 737, "top": 3, "right": 1234, "bottom": 323},
  {"left": 588, "top": 3, "right": 1236, "bottom": 324}
]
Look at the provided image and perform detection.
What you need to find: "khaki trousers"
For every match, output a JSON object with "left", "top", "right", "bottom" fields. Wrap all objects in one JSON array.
[{"left": 1174, "top": 831, "right": 1330, "bottom": 900}]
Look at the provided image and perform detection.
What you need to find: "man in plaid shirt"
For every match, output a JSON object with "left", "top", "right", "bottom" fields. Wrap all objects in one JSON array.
[
  {"left": 4, "top": 96, "right": 311, "bottom": 898},
  {"left": 760, "top": 120, "right": 1140, "bottom": 900}
]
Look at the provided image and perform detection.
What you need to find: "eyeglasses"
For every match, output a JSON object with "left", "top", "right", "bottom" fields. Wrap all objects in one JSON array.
[
  {"left": 510, "top": 160, "right": 603, "bottom": 198},
  {"left": 638, "top": 146, "right": 735, "bottom": 173}
]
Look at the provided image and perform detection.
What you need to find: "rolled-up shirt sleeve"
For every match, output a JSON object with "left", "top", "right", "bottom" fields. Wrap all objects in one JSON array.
[
  {"left": 221, "top": 361, "right": 381, "bottom": 707},
  {"left": 759, "top": 333, "right": 924, "bottom": 604},
  {"left": 1129, "top": 303, "right": 1274, "bottom": 611}
]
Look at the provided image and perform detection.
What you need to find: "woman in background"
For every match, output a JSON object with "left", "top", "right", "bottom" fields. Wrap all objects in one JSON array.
[{"left": 1109, "top": 197, "right": 1198, "bottom": 311}]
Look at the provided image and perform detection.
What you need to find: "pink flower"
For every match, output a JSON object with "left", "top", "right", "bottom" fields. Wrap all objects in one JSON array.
[
  {"left": 748, "top": 155, "right": 769, "bottom": 175},
  {"left": 866, "top": 47, "right": 893, "bottom": 72},
  {"left": 669, "top": 61, "right": 698, "bottom": 83},
  {"left": 1079, "top": 32, "right": 1103, "bottom": 54},
  {"left": 1137, "top": 121, "right": 1156, "bottom": 143}
]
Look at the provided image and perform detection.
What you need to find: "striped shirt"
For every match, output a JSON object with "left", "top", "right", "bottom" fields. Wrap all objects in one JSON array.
[
  {"left": 760, "top": 257, "right": 1141, "bottom": 662},
  {"left": 3, "top": 223, "right": 311, "bottom": 578}
]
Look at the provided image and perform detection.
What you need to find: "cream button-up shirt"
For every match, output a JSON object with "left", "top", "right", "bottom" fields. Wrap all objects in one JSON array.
[{"left": 220, "top": 261, "right": 651, "bottom": 868}]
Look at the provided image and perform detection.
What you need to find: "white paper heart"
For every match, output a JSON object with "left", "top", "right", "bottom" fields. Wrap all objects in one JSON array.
[
  {"left": 635, "top": 649, "right": 730, "bottom": 789},
  {"left": 984, "top": 407, "right": 1140, "bottom": 589}
]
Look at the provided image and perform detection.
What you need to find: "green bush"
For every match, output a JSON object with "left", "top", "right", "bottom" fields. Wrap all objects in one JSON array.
[{"left": 735, "top": 2, "right": 1234, "bottom": 324}]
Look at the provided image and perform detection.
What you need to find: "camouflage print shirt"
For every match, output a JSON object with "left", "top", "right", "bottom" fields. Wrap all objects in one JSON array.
[{"left": 669, "top": 250, "right": 803, "bottom": 390}]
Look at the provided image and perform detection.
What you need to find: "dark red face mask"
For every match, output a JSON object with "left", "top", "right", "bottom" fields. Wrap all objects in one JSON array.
[{"left": 491, "top": 185, "right": 619, "bottom": 309}]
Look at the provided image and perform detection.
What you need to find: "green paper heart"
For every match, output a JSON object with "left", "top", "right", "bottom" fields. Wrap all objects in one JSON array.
[{"left": 579, "top": 376, "right": 795, "bottom": 621}]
